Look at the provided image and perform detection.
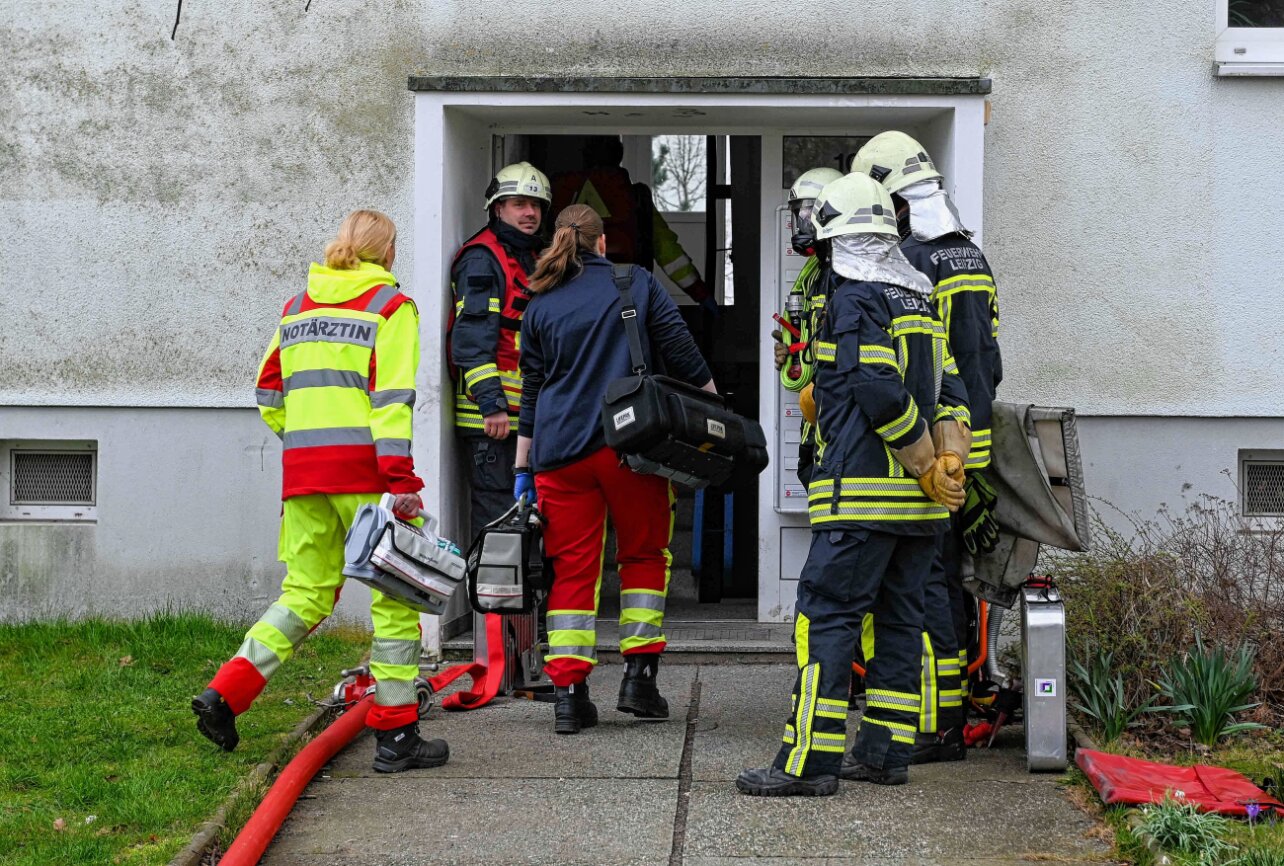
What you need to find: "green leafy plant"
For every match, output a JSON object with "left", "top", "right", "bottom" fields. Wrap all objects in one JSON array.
[
  {"left": 1069, "top": 648, "right": 1161, "bottom": 743},
  {"left": 1156, "top": 634, "right": 1267, "bottom": 747},
  {"left": 1136, "top": 796, "right": 1234, "bottom": 866}
]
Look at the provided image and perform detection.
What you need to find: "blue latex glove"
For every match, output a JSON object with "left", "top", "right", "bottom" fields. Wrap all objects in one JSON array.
[{"left": 513, "top": 471, "right": 535, "bottom": 504}]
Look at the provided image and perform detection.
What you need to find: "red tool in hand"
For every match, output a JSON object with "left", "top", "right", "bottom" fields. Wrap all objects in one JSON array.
[{"left": 772, "top": 313, "right": 809, "bottom": 357}]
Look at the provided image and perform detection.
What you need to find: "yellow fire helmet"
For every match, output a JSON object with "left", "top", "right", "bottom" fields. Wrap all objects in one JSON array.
[
  {"left": 483, "top": 162, "right": 552, "bottom": 211},
  {"left": 799, "top": 383, "right": 817, "bottom": 424},
  {"left": 788, "top": 167, "right": 844, "bottom": 205},
  {"left": 810, "top": 172, "right": 899, "bottom": 240},
  {"left": 849, "top": 131, "right": 943, "bottom": 195}
]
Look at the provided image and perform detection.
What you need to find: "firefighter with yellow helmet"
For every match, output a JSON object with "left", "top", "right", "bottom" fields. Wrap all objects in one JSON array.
[
  {"left": 773, "top": 167, "right": 843, "bottom": 486},
  {"left": 448, "top": 162, "right": 551, "bottom": 536},
  {"left": 738, "top": 173, "right": 971, "bottom": 796},
  {"left": 851, "top": 131, "right": 1003, "bottom": 764}
]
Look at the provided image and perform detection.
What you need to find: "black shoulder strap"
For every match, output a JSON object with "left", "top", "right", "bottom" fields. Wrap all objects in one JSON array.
[{"left": 612, "top": 264, "right": 647, "bottom": 375}]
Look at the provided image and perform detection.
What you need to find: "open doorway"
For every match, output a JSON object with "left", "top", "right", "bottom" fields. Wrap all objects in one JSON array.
[
  {"left": 511, "top": 133, "right": 764, "bottom": 621},
  {"left": 411, "top": 79, "right": 989, "bottom": 645}
]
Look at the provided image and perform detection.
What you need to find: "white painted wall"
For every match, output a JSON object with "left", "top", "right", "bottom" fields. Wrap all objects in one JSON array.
[
  {"left": 3, "top": 1, "right": 1282, "bottom": 416},
  {"left": 0, "top": 406, "right": 375, "bottom": 624}
]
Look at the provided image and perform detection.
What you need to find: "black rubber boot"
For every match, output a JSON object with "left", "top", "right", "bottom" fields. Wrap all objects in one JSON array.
[
  {"left": 192, "top": 687, "right": 239, "bottom": 752},
  {"left": 372, "top": 723, "right": 449, "bottom": 773},
  {"left": 735, "top": 766, "right": 838, "bottom": 797},
  {"left": 911, "top": 727, "right": 967, "bottom": 765},
  {"left": 839, "top": 754, "right": 909, "bottom": 785},
  {"left": 617, "top": 654, "right": 669, "bottom": 720},
  {"left": 554, "top": 681, "right": 599, "bottom": 735}
]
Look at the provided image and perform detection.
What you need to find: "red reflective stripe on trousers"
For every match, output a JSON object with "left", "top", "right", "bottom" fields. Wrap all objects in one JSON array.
[{"left": 536, "top": 447, "right": 671, "bottom": 687}]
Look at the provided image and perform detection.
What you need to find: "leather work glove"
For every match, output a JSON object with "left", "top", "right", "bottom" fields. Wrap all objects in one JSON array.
[
  {"left": 771, "top": 329, "right": 788, "bottom": 371},
  {"left": 513, "top": 470, "right": 535, "bottom": 504},
  {"left": 961, "top": 472, "right": 1001, "bottom": 555},
  {"left": 799, "top": 383, "right": 817, "bottom": 424},
  {"left": 392, "top": 493, "right": 423, "bottom": 520},
  {"left": 918, "top": 452, "right": 966, "bottom": 512},
  {"left": 932, "top": 419, "right": 972, "bottom": 472}
]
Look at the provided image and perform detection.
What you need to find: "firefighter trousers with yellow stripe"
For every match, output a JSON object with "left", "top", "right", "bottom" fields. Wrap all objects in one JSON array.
[
  {"left": 862, "top": 540, "right": 965, "bottom": 737},
  {"left": 774, "top": 528, "right": 933, "bottom": 777},
  {"left": 207, "top": 493, "right": 423, "bottom": 731}
]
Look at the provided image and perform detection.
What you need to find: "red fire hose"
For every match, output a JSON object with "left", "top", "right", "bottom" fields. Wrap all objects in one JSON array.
[{"left": 218, "top": 695, "right": 374, "bottom": 866}]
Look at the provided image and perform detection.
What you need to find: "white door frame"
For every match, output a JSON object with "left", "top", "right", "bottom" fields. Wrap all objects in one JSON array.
[{"left": 411, "top": 86, "right": 988, "bottom": 643}]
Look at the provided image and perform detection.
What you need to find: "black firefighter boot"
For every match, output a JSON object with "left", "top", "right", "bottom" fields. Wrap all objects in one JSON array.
[
  {"left": 617, "top": 654, "right": 669, "bottom": 720},
  {"left": 192, "top": 687, "right": 239, "bottom": 752},
  {"left": 840, "top": 752, "right": 909, "bottom": 786},
  {"left": 372, "top": 723, "right": 450, "bottom": 773},
  {"left": 911, "top": 726, "right": 967, "bottom": 765},
  {"left": 554, "top": 681, "right": 599, "bottom": 735}
]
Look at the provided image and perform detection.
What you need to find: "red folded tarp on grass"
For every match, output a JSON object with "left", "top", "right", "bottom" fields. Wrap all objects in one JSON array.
[{"left": 1077, "top": 748, "right": 1283, "bottom": 817}]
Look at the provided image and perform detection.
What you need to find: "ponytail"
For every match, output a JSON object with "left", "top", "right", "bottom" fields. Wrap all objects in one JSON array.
[
  {"left": 323, "top": 209, "right": 397, "bottom": 270},
  {"left": 529, "top": 204, "right": 604, "bottom": 294}
]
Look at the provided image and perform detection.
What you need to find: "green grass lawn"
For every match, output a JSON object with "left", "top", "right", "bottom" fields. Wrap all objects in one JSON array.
[{"left": 0, "top": 614, "right": 371, "bottom": 866}]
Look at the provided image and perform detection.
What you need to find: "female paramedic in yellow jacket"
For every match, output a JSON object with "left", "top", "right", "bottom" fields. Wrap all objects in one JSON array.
[
  {"left": 514, "top": 204, "right": 715, "bottom": 735},
  {"left": 192, "top": 210, "right": 449, "bottom": 774}
]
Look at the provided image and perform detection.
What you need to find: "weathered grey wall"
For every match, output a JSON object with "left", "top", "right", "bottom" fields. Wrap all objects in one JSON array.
[
  {"left": 3, "top": 0, "right": 1282, "bottom": 414},
  {"left": 0, "top": 406, "right": 375, "bottom": 623}
]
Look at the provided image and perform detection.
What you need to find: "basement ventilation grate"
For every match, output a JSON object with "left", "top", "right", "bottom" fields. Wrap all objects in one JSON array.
[
  {"left": 1242, "top": 455, "right": 1284, "bottom": 517},
  {"left": 12, "top": 451, "right": 96, "bottom": 505}
]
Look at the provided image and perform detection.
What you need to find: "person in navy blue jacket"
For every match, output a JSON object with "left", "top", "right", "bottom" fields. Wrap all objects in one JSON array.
[{"left": 515, "top": 203, "right": 715, "bottom": 735}]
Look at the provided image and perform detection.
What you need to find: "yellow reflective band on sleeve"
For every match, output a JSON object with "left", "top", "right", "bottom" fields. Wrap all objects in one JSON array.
[
  {"left": 454, "top": 298, "right": 502, "bottom": 314},
  {"left": 464, "top": 363, "right": 500, "bottom": 390},
  {"left": 934, "top": 404, "right": 971, "bottom": 427},
  {"left": 813, "top": 341, "right": 836, "bottom": 363},
  {"left": 875, "top": 401, "right": 920, "bottom": 442},
  {"left": 966, "top": 428, "right": 992, "bottom": 468},
  {"left": 859, "top": 345, "right": 899, "bottom": 368}
]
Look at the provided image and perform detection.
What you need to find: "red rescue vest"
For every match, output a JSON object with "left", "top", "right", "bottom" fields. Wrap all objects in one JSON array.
[{"left": 447, "top": 227, "right": 532, "bottom": 375}]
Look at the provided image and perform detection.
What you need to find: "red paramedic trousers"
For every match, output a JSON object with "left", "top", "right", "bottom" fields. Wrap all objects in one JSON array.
[{"left": 536, "top": 447, "right": 674, "bottom": 687}]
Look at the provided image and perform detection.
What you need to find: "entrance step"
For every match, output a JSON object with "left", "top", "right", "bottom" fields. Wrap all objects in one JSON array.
[{"left": 442, "top": 618, "right": 793, "bottom": 660}]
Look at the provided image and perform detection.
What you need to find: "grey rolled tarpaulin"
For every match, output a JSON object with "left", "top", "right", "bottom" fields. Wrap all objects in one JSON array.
[{"left": 965, "top": 402, "right": 1091, "bottom": 608}]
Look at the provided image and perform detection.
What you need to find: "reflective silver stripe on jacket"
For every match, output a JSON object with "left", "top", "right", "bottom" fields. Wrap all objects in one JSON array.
[{"left": 283, "top": 427, "right": 374, "bottom": 449}]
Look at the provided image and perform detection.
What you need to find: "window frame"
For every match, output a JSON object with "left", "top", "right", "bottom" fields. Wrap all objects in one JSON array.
[
  {"left": 1216, "top": 0, "right": 1284, "bottom": 74},
  {"left": 0, "top": 439, "right": 99, "bottom": 522}
]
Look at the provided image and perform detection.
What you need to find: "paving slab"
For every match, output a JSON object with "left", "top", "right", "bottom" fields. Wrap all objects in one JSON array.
[
  {"left": 682, "top": 780, "right": 1106, "bottom": 863},
  {"left": 258, "top": 661, "right": 1111, "bottom": 866},
  {"left": 261, "top": 776, "right": 677, "bottom": 866},
  {"left": 326, "top": 664, "right": 696, "bottom": 781}
]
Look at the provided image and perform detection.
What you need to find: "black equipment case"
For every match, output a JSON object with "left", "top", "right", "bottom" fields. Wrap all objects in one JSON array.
[
  {"left": 600, "top": 266, "right": 769, "bottom": 488},
  {"left": 465, "top": 501, "right": 549, "bottom": 614}
]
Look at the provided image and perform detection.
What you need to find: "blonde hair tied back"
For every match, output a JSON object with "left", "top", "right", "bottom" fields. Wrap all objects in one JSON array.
[
  {"left": 528, "top": 204, "right": 605, "bottom": 294},
  {"left": 323, "top": 209, "right": 397, "bottom": 270}
]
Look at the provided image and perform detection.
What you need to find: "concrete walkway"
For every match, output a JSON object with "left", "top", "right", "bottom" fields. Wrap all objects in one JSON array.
[{"left": 260, "top": 663, "right": 1112, "bottom": 866}]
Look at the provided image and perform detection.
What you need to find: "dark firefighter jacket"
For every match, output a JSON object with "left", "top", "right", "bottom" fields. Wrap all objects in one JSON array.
[{"left": 808, "top": 277, "right": 970, "bottom": 535}]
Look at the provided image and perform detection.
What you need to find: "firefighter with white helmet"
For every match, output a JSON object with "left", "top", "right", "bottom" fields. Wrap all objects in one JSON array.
[
  {"left": 738, "top": 173, "right": 970, "bottom": 796},
  {"left": 852, "top": 131, "right": 1003, "bottom": 764},
  {"left": 448, "top": 162, "right": 551, "bottom": 538},
  {"left": 773, "top": 167, "right": 843, "bottom": 485}
]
